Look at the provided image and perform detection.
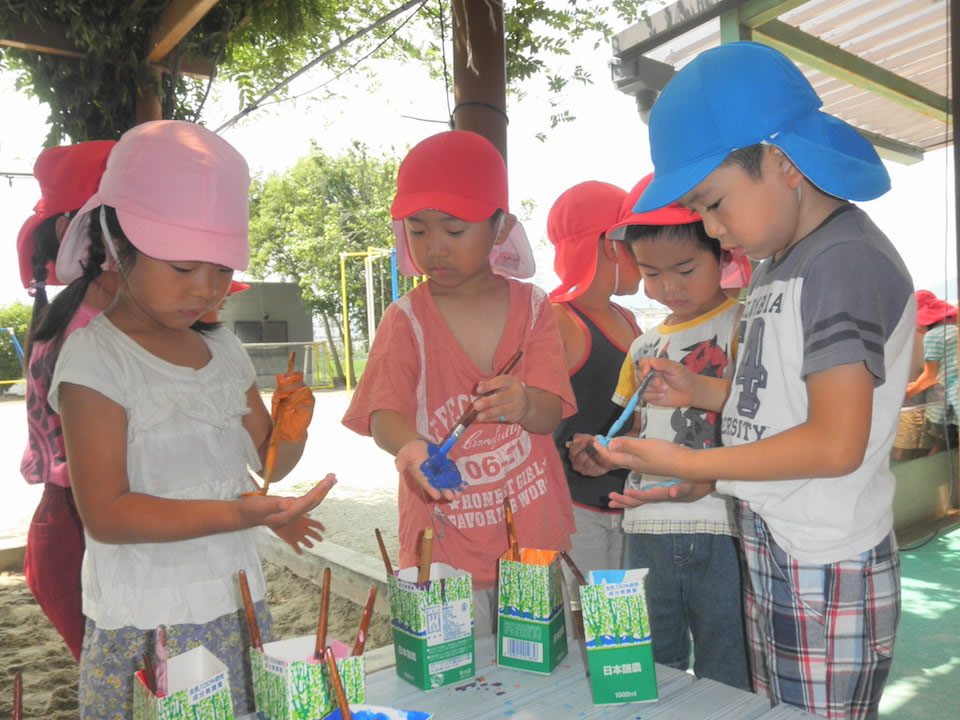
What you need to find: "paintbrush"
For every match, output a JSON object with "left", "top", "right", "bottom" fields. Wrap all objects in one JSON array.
[
  {"left": 431, "top": 350, "right": 523, "bottom": 459},
  {"left": 313, "top": 567, "right": 331, "bottom": 660},
  {"left": 374, "top": 528, "right": 393, "bottom": 577},
  {"left": 417, "top": 527, "right": 433, "bottom": 584},
  {"left": 325, "top": 646, "right": 352, "bottom": 720},
  {"left": 154, "top": 625, "right": 167, "bottom": 697},
  {"left": 142, "top": 652, "right": 157, "bottom": 695},
  {"left": 256, "top": 350, "right": 297, "bottom": 495},
  {"left": 595, "top": 341, "right": 671, "bottom": 450},
  {"left": 12, "top": 671, "right": 22, "bottom": 720},
  {"left": 560, "top": 550, "right": 588, "bottom": 642},
  {"left": 503, "top": 496, "right": 520, "bottom": 561},
  {"left": 238, "top": 569, "right": 263, "bottom": 651},
  {"left": 352, "top": 586, "right": 378, "bottom": 656}
]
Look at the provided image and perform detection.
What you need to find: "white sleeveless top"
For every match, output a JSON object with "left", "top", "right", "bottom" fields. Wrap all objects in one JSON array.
[{"left": 49, "top": 314, "right": 266, "bottom": 630}]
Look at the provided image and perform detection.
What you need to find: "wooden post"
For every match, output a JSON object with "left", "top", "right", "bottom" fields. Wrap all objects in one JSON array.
[
  {"left": 451, "top": 0, "right": 508, "bottom": 162},
  {"left": 135, "top": 65, "right": 164, "bottom": 124}
]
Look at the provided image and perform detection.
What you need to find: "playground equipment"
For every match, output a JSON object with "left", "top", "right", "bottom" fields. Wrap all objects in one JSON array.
[
  {"left": 0, "top": 327, "right": 25, "bottom": 385},
  {"left": 340, "top": 248, "right": 399, "bottom": 391}
]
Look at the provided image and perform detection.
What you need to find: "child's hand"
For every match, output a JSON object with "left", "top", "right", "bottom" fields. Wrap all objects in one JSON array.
[
  {"left": 396, "top": 439, "right": 461, "bottom": 503},
  {"left": 593, "top": 436, "right": 692, "bottom": 479},
  {"left": 239, "top": 473, "right": 337, "bottom": 527},
  {"left": 637, "top": 356, "right": 695, "bottom": 408},
  {"left": 608, "top": 479, "right": 710, "bottom": 509},
  {"left": 473, "top": 374, "right": 528, "bottom": 424},
  {"left": 270, "top": 514, "right": 325, "bottom": 554},
  {"left": 567, "top": 433, "right": 614, "bottom": 476},
  {"left": 272, "top": 371, "right": 314, "bottom": 442}
]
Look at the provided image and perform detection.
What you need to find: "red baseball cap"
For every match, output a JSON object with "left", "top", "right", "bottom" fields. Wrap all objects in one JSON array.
[
  {"left": 916, "top": 290, "right": 957, "bottom": 327},
  {"left": 608, "top": 173, "right": 751, "bottom": 290},
  {"left": 16, "top": 140, "right": 117, "bottom": 288},
  {"left": 390, "top": 131, "right": 534, "bottom": 278},
  {"left": 547, "top": 181, "right": 627, "bottom": 302},
  {"left": 228, "top": 280, "right": 251, "bottom": 295},
  {"left": 606, "top": 174, "right": 700, "bottom": 241}
]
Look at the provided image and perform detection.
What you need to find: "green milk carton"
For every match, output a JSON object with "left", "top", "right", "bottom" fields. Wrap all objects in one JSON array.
[
  {"left": 249, "top": 636, "right": 365, "bottom": 720},
  {"left": 496, "top": 548, "right": 567, "bottom": 674},
  {"left": 581, "top": 568, "right": 658, "bottom": 705},
  {"left": 132, "top": 645, "right": 234, "bottom": 720},
  {"left": 386, "top": 562, "right": 475, "bottom": 690}
]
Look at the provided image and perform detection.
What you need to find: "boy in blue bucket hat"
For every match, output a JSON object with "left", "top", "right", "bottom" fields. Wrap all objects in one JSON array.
[{"left": 592, "top": 42, "right": 915, "bottom": 720}]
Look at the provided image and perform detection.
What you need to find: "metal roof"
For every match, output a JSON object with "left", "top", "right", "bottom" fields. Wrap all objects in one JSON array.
[{"left": 609, "top": 0, "right": 951, "bottom": 165}]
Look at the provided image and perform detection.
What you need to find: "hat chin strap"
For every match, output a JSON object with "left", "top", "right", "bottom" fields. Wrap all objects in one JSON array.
[
  {"left": 613, "top": 263, "right": 620, "bottom": 295},
  {"left": 99, "top": 206, "right": 123, "bottom": 273}
]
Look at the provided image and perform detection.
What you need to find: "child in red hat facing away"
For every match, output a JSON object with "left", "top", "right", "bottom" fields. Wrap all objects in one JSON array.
[
  {"left": 17, "top": 140, "right": 118, "bottom": 662},
  {"left": 342, "top": 130, "right": 576, "bottom": 637},
  {"left": 547, "top": 181, "right": 642, "bottom": 595}
]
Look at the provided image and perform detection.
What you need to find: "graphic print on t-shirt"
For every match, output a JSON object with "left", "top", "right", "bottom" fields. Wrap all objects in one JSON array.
[{"left": 669, "top": 335, "right": 729, "bottom": 450}]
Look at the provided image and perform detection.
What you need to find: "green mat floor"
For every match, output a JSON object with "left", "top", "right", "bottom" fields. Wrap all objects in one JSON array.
[{"left": 879, "top": 523, "right": 960, "bottom": 718}]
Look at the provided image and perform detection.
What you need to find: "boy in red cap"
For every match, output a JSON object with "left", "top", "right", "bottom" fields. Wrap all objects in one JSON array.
[
  {"left": 547, "top": 181, "right": 642, "bottom": 598},
  {"left": 905, "top": 290, "right": 958, "bottom": 454},
  {"left": 571, "top": 173, "right": 750, "bottom": 689},
  {"left": 343, "top": 130, "right": 576, "bottom": 637},
  {"left": 17, "top": 140, "right": 117, "bottom": 662}
]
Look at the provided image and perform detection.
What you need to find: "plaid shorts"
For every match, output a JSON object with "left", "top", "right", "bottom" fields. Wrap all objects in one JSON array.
[
  {"left": 737, "top": 502, "right": 900, "bottom": 720},
  {"left": 78, "top": 601, "right": 273, "bottom": 720}
]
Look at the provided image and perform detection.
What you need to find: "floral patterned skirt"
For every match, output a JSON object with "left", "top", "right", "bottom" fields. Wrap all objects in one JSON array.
[{"left": 78, "top": 601, "right": 274, "bottom": 719}]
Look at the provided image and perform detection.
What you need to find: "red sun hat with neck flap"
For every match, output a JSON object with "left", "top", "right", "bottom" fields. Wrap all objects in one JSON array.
[
  {"left": 915, "top": 289, "right": 957, "bottom": 327},
  {"left": 16, "top": 140, "right": 117, "bottom": 289},
  {"left": 547, "top": 181, "right": 627, "bottom": 303},
  {"left": 390, "top": 130, "right": 534, "bottom": 279}
]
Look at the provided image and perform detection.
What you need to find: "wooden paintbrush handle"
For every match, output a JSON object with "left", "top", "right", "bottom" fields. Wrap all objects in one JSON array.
[
  {"left": 503, "top": 496, "right": 520, "bottom": 560},
  {"left": 417, "top": 527, "right": 433, "bottom": 583},
  {"left": 325, "top": 648, "right": 352, "bottom": 720},
  {"left": 374, "top": 528, "right": 393, "bottom": 577},
  {"left": 353, "top": 586, "right": 378, "bottom": 656},
  {"left": 560, "top": 550, "right": 587, "bottom": 586},
  {"left": 12, "top": 671, "right": 22, "bottom": 720},
  {"left": 315, "top": 567, "right": 331, "bottom": 660},
  {"left": 238, "top": 569, "right": 263, "bottom": 651}
]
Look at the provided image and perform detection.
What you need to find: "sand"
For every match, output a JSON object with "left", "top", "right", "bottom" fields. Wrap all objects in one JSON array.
[{"left": 0, "top": 561, "right": 392, "bottom": 718}]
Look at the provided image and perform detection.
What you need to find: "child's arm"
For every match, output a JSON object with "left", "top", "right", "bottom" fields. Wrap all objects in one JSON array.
[
  {"left": 370, "top": 409, "right": 458, "bottom": 502},
  {"left": 472, "top": 375, "right": 563, "bottom": 434},
  {"left": 59, "top": 382, "right": 335, "bottom": 544},
  {"left": 243, "top": 382, "right": 311, "bottom": 484},
  {"left": 598, "top": 362, "right": 874, "bottom": 483},
  {"left": 904, "top": 360, "right": 940, "bottom": 399}
]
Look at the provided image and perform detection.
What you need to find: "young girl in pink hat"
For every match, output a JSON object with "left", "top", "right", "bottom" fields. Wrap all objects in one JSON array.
[
  {"left": 47, "top": 120, "right": 335, "bottom": 718},
  {"left": 343, "top": 130, "right": 576, "bottom": 638}
]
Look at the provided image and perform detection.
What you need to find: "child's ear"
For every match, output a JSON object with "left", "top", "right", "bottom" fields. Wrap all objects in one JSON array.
[
  {"left": 769, "top": 145, "right": 803, "bottom": 188},
  {"left": 495, "top": 212, "right": 517, "bottom": 245}
]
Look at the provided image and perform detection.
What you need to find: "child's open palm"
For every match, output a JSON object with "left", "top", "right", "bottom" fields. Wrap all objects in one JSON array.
[{"left": 238, "top": 473, "right": 337, "bottom": 528}]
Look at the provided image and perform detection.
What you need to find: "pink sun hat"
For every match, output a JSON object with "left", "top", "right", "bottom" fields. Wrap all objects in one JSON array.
[
  {"left": 57, "top": 120, "right": 250, "bottom": 283},
  {"left": 547, "top": 181, "right": 627, "bottom": 303},
  {"left": 390, "top": 131, "right": 534, "bottom": 279}
]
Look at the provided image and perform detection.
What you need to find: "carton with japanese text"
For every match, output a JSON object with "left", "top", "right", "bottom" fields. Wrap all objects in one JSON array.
[
  {"left": 250, "top": 636, "right": 364, "bottom": 720},
  {"left": 496, "top": 548, "right": 567, "bottom": 674},
  {"left": 386, "top": 563, "right": 475, "bottom": 690},
  {"left": 580, "top": 568, "right": 657, "bottom": 705},
  {"left": 132, "top": 645, "right": 234, "bottom": 720}
]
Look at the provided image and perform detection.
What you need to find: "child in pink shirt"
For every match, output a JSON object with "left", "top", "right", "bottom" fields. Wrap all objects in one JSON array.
[{"left": 342, "top": 131, "right": 576, "bottom": 635}]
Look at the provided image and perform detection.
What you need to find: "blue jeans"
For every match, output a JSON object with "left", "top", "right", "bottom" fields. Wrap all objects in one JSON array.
[{"left": 626, "top": 532, "right": 751, "bottom": 690}]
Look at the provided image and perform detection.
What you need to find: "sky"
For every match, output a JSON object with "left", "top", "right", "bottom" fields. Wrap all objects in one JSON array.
[{"left": 0, "top": 28, "right": 956, "bottom": 317}]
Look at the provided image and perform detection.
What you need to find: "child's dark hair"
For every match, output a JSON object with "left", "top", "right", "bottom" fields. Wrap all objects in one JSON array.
[
  {"left": 720, "top": 144, "right": 764, "bottom": 180},
  {"left": 23, "top": 215, "right": 64, "bottom": 362},
  {"left": 623, "top": 220, "right": 722, "bottom": 260},
  {"left": 31, "top": 206, "right": 219, "bottom": 356}
]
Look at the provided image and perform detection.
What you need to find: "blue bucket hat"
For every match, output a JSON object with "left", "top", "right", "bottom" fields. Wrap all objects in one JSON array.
[{"left": 635, "top": 42, "right": 890, "bottom": 213}]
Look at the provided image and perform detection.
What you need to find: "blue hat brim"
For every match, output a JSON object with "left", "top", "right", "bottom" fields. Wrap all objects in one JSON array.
[
  {"left": 771, "top": 111, "right": 890, "bottom": 201},
  {"left": 632, "top": 151, "right": 727, "bottom": 213}
]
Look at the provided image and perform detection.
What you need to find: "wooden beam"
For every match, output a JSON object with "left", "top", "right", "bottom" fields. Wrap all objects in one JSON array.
[
  {"left": 857, "top": 128, "right": 924, "bottom": 165},
  {"left": 754, "top": 19, "right": 950, "bottom": 123},
  {"left": 611, "top": 0, "right": 747, "bottom": 60},
  {"left": 147, "top": 0, "right": 221, "bottom": 63},
  {"left": 0, "top": 18, "right": 84, "bottom": 59},
  {"left": 737, "top": 0, "right": 809, "bottom": 28}
]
